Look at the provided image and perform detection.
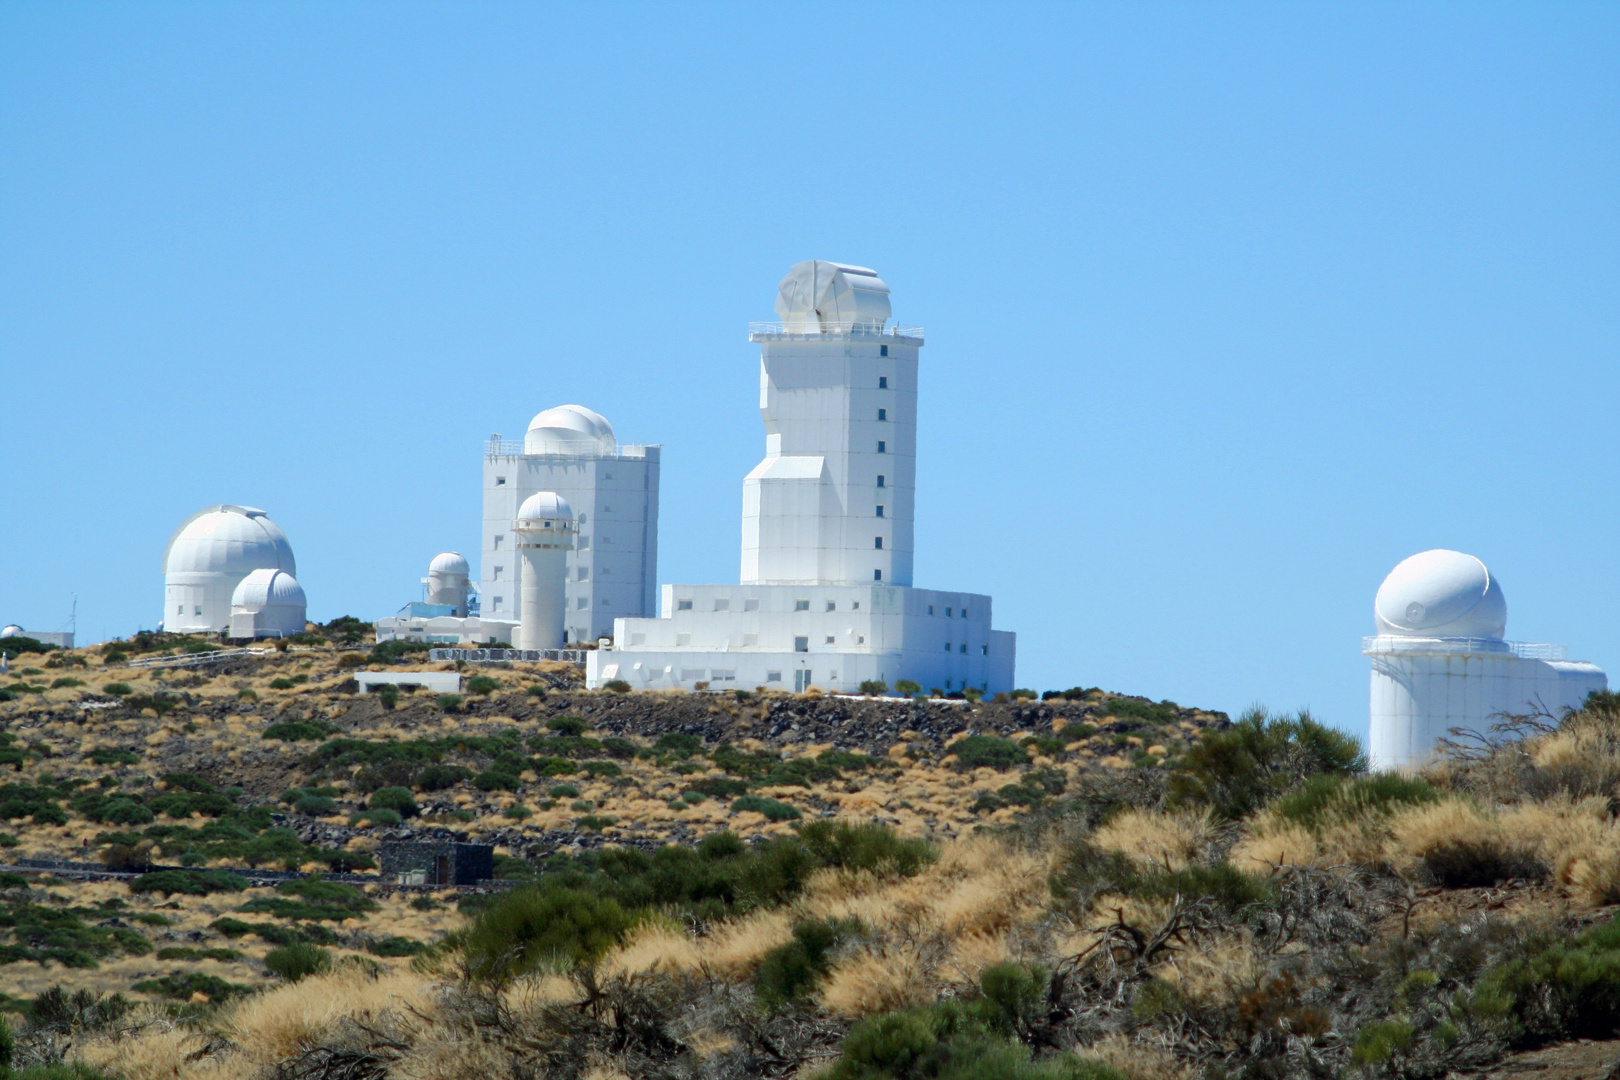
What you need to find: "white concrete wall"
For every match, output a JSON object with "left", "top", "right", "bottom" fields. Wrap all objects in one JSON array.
[
  {"left": 1368, "top": 644, "right": 1608, "bottom": 770},
  {"left": 591, "top": 583, "right": 1014, "bottom": 694},
  {"left": 742, "top": 332, "right": 917, "bottom": 587},
  {"left": 481, "top": 446, "right": 660, "bottom": 643},
  {"left": 375, "top": 616, "right": 516, "bottom": 644}
]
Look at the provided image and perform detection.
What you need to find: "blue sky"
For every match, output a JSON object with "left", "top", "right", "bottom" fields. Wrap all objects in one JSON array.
[{"left": 2, "top": 3, "right": 1615, "bottom": 737}]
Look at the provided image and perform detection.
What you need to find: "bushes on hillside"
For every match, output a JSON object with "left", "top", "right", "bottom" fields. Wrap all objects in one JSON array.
[
  {"left": 263, "top": 942, "right": 333, "bottom": 982},
  {"left": 952, "top": 735, "right": 1029, "bottom": 771},
  {"left": 456, "top": 887, "right": 631, "bottom": 983},
  {"left": 1168, "top": 706, "right": 1365, "bottom": 821}
]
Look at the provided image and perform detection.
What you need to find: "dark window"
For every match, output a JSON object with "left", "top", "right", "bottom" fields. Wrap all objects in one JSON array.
[
  {"left": 876, "top": 505, "right": 884, "bottom": 517},
  {"left": 877, "top": 408, "right": 887, "bottom": 421},
  {"left": 879, "top": 375, "right": 888, "bottom": 388},
  {"left": 874, "top": 569, "right": 882, "bottom": 581},
  {"left": 794, "top": 636, "right": 809, "bottom": 652},
  {"left": 874, "top": 537, "right": 883, "bottom": 549},
  {"left": 876, "top": 474, "right": 885, "bottom": 487},
  {"left": 880, "top": 345, "right": 888, "bottom": 356},
  {"left": 877, "top": 441, "right": 886, "bottom": 453}
]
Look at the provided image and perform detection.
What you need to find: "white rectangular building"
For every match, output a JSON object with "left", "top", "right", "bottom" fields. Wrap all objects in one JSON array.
[
  {"left": 480, "top": 405, "right": 660, "bottom": 645},
  {"left": 588, "top": 260, "right": 1016, "bottom": 695}
]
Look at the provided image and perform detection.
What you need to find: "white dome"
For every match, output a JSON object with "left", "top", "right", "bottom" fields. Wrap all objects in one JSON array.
[
  {"left": 774, "top": 260, "right": 892, "bottom": 332},
  {"left": 523, "top": 404, "right": 616, "bottom": 456},
  {"left": 1375, "top": 549, "right": 1507, "bottom": 639},
  {"left": 163, "top": 506, "right": 295, "bottom": 578},
  {"left": 0, "top": 625, "right": 22, "bottom": 638},
  {"left": 515, "top": 491, "right": 575, "bottom": 527},
  {"left": 230, "top": 568, "right": 307, "bottom": 609},
  {"left": 428, "top": 551, "right": 470, "bottom": 576}
]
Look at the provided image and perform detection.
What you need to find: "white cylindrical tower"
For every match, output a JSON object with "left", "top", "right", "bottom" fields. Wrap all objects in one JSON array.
[
  {"left": 512, "top": 492, "right": 576, "bottom": 651},
  {"left": 163, "top": 506, "right": 296, "bottom": 633},
  {"left": 425, "top": 552, "right": 471, "bottom": 616}
]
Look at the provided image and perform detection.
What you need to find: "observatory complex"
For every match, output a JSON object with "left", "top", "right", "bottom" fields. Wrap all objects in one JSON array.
[
  {"left": 586, "top": 260, "right": 1016, "bottom": 695},
  {"left": 1365, "top": 549, "right": 1607, "bottom": 771},
  {"left": 161, "top": 505, "right": 306, "bottom": 638}
]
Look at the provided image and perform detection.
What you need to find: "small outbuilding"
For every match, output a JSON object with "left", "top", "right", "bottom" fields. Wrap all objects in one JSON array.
[{"left": 378, "top": 840, "right": 494, "bottom": 886}]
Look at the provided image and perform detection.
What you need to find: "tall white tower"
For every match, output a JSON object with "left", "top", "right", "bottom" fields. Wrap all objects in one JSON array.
[
  {"left": 482, "top": 405, "right": 660, "bottom": 643},
  {"left": 742, "top": 261, "right": 916, "bottom": 587},
  {"left": 512, "top": 492, "right": 576, "bottom": 651},
  {"left": 1365, "top": 549, "right": 1607, "bottom": 770}
]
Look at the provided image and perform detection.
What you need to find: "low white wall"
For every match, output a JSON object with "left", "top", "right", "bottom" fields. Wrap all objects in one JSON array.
[{"left": 354, "top": 671, "right": 462, "bottom": 695}]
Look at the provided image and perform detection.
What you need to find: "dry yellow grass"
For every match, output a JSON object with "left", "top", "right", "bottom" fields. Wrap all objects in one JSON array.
[{"left": 1091, "top": 808, "right": 1213, "bottom": 870}]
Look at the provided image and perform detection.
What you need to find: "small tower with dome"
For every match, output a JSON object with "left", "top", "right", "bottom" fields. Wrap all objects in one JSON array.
[{"left": 1365, "top": 549, "right": 1606, "bottom": 770}]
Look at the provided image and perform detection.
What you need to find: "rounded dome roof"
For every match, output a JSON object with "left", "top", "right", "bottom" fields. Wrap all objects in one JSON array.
[
  {"left": 1375, "top": 549, "right": 1507, "bottom": 639},
  {"left": 524, "top": 404, "right": 615, "bottom": 456},
  {"left": 775, "top": 260, "right": 892, "bottom": 331},
  {"left": 428, "top": 551, "right": 470, "bottom": 575},
  {"left": 230, "top": 568, "right": 306, "bottom": 609},
  {"left": 515, "top": 491, "right": 575, "bottom": 527},
  {"left": 0, "top": 625, "right": 22, "bottom": 638},
  {"left": 163, "top": 506, "right": 295, "bottom": 578}
]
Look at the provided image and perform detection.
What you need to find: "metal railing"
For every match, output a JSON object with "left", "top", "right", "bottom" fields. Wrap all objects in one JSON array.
[
  {"left": 1360, "top": 636, "right": 1569, "bottom": 661},
  {"left": 428, "top": 648, "right": 588, "bottom": 665},
  {"left": 748, "top": 321, "right": 924, "bottom": 342},
  {"left": 127, "top": 647, "right": 276, "bottom": 669},
  {"left": 483, "top": 438, "right": 658, "bottom": 459}
]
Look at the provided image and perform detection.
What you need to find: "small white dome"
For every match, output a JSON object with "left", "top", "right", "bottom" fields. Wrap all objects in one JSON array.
[
  {"left": 231, "top": 568, "right": 307, "bottom": 609},
  {"left": 428, "top": 551, "right": 470, "bottom": 576},
  {"left": 163, "top": 506, "right": 295, "bottom": 577},
  {"left": 1375, "top": 549, "right": 1507, "bottom": 639},
  {"left": 515, "top": 491, "right": 575, "bottom": 528},
  {"left": 523, "top": 404, "right": 616, "bottom": 455},
  {"left": 0, "top": 625, "right": 22, "bottom": 638}
]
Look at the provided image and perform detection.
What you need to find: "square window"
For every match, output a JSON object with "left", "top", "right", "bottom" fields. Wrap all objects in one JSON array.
[
  {"left": 877, "top": 408, "right": 887, "bottom": 421},
  {"left": 766, "top": 671, "right": 783, "bottom": 682},
  {"left": 193, "top": 605, "right": 201, "bottom": 615},
  {"left": 874, "top": 537, "right": 883, "bottom": 549},
  {"left": 714, "top": 598, "right": 730, "bottom": 611},
  {"left": 577, "top": 567, "right": 588, "bottom": 580},
  {"left": 876, "top": 505, "right": 884, "bottom": 517},
  {"left": 877, "top": 440, "right": 886, "bottom": 453},
  {"left": 981, "top": 644, "right": 989, "bottom": 655},
  {"left": 960, "top": 643, "right": 967, "bottom": 654},
  {"left": 676, "top": 599, "right": 693, "bottom": 611},
  {"left": 177, "top": 605, "right": 184, "bottom": 615},
  {"left": 856, "top": 635, "right": 865, "bottom": 644},
  {"left": 794, "top": 599, "right": 809, "bottom": 612},
  {"left": 493, "top": 566, "right": 503, "bottom": 579},
  {"left": 946, "top": 606, "right": 953, "bottom": 617},
  {"left": 874, "top": 569, "right": 882, "bottom": 581},
  {"left": 600, "top": 597, "right": 609, "bottom": 605},
  {"left": 944, "top": 642, "right": 952, "bottom": 652},
  {"left": 826, "top": 601, "right": 836, "bottom": 611},
  {"left": 825, "top": 635, "right": 835, "bottom": 645},
  {"left": 496, "top": 476, "right": 506, "bottom": 486},
  {"left": 743, "top": 597, "right": 760, "bottom": 611},
  {"left": 961, "top": 607, "right": 968, "bottom": 618},
  {"left": 879, "top": 375, "right": 888, "bottom": 387},
  {"left": 928, "top": 604, "right": 934, "bottom": 615},
  {"left": 794, "top": 636, "right": 809, "bottom": 653},
  {"left": 852, "top": 601, "right": 860, "bottom": 610},
  {"left": 492, "top": 597, "right": 502, "bottom": 610},
  {"left": 576, "top": 597, "right": 587, "bottom": 609},
  {"left": 877, "top": 474, "right": 885, "bottom": 487},
  {"left": 604, "top": 472, "right": 613, "bottom": 480},
  {"left": 880, "top": 345, "right": 889, "bottom": 357},
  {"left": 493, "top": 534, "right": 503, "bottom": 549}
]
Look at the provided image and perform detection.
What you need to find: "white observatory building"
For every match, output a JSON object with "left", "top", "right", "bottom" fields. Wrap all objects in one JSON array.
[
  {"left": 228, "top": 568, "right": 308, "bottom": 639},
  {"left": 374, "top": 550, "right": 517, "bottom": 646},
  {"left": 481, "top": 404, "right": 660, "bottom": 645},
  {"left": 162, "top": 505, "right": 299, "bottom": 634},
  {"left": 587, "top": 260, "right": 1016, "bottom": 695},
  {"left": 1365, "top": 549, "right": 1607, "bottom": 771},
  {"left": 513, "top": 492, "right": 577, "bottom": 651},
  {"left": 424, "top": 552, "right": 472, "bottom": 617}
]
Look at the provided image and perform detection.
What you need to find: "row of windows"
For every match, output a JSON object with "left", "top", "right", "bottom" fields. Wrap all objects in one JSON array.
[
  {"left": 494, "top": 533, "right": 600, "bottom": 550},
  {"left": 927, "top": 604, "right": 970, "bottom": 618}
]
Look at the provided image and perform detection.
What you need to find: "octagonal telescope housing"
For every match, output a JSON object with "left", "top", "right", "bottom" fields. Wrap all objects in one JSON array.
[
  {"left": 1365, "top": 549, "right": 1606, "bottom": 771},
  {"left": 774, "top": 260, "right": 892, "bottom": 333}
]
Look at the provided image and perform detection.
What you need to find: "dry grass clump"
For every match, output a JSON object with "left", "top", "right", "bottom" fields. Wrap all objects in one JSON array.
[{"left": 1091, "top": 808, "right": 1213, "bottom": 870}]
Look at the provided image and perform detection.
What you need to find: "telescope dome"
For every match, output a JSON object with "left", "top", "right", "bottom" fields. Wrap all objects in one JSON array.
[
  {"left": 163, "top": 506, "right": 295, "bottom": 578},
  {"left": 774, "top": 260, "right": 892, "bottom": 332},
  {"left": 0, "top": 626, "right": 22, "bottom": 639},
  {"left": 1374, "top": 549, "right": 1507, "bottom": 639},
  {"left": 428, "top": 551, "right": 470, "bottom": 576},
  {"left": 516, "top": 491, "right": 575, "bottom": 528},
  {"left": 524, "top": 405, "right": 616, "bottom": 455}
]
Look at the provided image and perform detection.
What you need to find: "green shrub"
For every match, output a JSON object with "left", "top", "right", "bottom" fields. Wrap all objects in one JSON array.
[
  {"left": 600, "top": 737, "right": 637, "bottom": 759},
  {"left": 549, "top": 783, "right": 580, "bottom": 798},
  {"left": 376, "top": 685, "right": 398, "bottom": 709},
  {"left": 130, "top": 972, "right": 251, "bottom": 1002},
  {"left": 580, "top": 760, "right": 621, "bottom": 778},
  {"left": 369, "top": 786, "right": 419, "bottom": 817},
  {"left": 49, "top": 677, "right": 85, "bottom": 689},
  {"left": 603, "top": 679, "right": 631, "bottom": 693},
  {"left": 797, "top": 820, "right": 938, "bottom": 877},
  {"left": 547, "top": 716, "right": 587, "bottom": 736},
  {"left": 1271, "top": 772, "right": 1440, "bottom": 831},
  {"left": 858, "top": 680, "right": 889, "bottom": 696},
  {"left": 475, "top": 770, "right": 520, "bottom": 792},
  {"left": 354, "top": 808, "right": 402, "bottom": 827},
  {"left": 0, "top": 636, "right": 53, "bottom": 658},
  {"left": 294, "top": 795, "right": 337, "bottom": 815},
  {"left": 368, "top": 936, "right": 426, "bottom": 957},
  {"left": 417, "top": 764, "right": 473, "bottom": 790},
  {"left": 454, "top": 886, "right": 632, "bottom": 982},
  {"left": 267, "top": 678, "right": 297, "bottom": 690},
  {"left": 757, "top": 917, "right": 862, "bottom": 1009},
  {"left": 1168, "top": 706, "right": 1366, "bottom": 821},
  {"left": 160, "top": 772, "right": 217, "bottom": 794},
  {"left": 368, "top": 640, "right": 433, "bottom": 664},
  {"left": 575, "top": 814, "right": 616, "bottom": 831},
  {"left": 86, "top": 748, "right": 138, "bottom": 765},
  {"left": 526, "top": 684, "right": 547, "bottom": 697},
  {"left": 503, "top": 805, "right": 533, "bottom": 820},
  {"left": 731, "top": 795, "right": 801, "bottom": 821},
  {"left": 264, "top": 942, "right": 333, "bottom": 982},
  {"left": 237, "top": 688, "right": 257, "bottom": 701},
  {"left": 952, "top": 734, "right": 1029, "bottom": 771},
  {"left": 263, "top": 720, "right": 336, "bottom": 742},
  {"left": 239, "top": 878, "right": 379, "bottom": 922},
  {"left": 895, "top": 680, "right": 922, "bottom": 696},
  {"left": 465, "top": 675, "right": 501, "bottom": 695},
  {"left": 128, "top": 870, "right": 247, "bottom": 897},
  {"left": 101, "top": 800, "right": 154, "bottom": 825},
  {"left": 436, "top": 693, "right": 464, "bottom": 712},
  {"left": 208, "top": 917, "right": 256, "bottom": 938}
]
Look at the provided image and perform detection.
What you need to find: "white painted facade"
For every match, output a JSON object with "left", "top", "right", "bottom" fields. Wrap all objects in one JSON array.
[
  {"left": 162, "top": 505, "right": 297, "bottom": 634},
  {"left": 1366, "top": 549, "right": 1607, "bottom": 771},
  {"left": 481, "top": 405, "right": 659, "bottom": 644},
  {"left": 355, "top": 671, "right": 462, "bottom": 694},
  {"left": 374, "top": 613, "right": 516, "bottom": 645},
  {"left": 227, "top": 568, "right": 307, "bottom": 639},
  {"left": 589, "top": 260, "right": 1016, "bottom": 695}
]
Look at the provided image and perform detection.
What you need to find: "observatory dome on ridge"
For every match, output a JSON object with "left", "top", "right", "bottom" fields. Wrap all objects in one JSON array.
[
  {"left": 524, "top": 405, "right": 616, "bottom": 456},
  {"left": 163, "top": 505, "right": 297, "bottom": 633},
  {"left": 1374, "top": 549, "right": 1507, "bottom": 640},
  {"left": 428, "top": 551, "right": 470, "bottom": 576},
  {"left": 229, "top": 568, "right": 307, "bottom": 639}
]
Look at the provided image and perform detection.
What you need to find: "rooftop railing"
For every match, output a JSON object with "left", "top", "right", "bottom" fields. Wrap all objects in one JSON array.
[
  {"left": 1361, "top": 636, "right": 1569, "bottom": 661},
  {"left": 483, "top": 439, "right": 658, "bottom": 459},
  {"left": 428, "top": 647, "right": 587, "bottom": 665},
  {"left": 748, "top": 321, "right": 924, "bottom": 343}
]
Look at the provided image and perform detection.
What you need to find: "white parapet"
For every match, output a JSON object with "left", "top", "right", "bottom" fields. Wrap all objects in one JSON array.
[{"left": 355, "top": 671, "right": 463, "bottom": 695}]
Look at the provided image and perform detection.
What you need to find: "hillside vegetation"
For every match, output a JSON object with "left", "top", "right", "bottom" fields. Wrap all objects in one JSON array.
[{"left": 2, "top": 633, "right": 1620, "bottom": 1079}]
